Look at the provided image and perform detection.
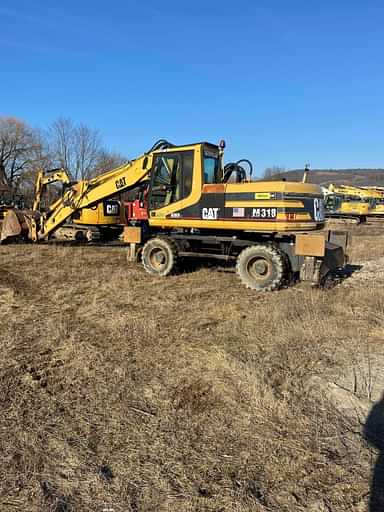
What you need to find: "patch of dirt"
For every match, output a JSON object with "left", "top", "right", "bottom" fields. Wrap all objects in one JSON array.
[{"left": 342, "top": 257, "right": 384, "bottom": 288}]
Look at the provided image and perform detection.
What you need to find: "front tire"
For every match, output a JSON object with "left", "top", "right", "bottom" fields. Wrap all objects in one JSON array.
[
  {"left": 141, "top": 237, "right": 178, "bottom": 276},
  {"left": 236, "top": 244, "right": 285, "bottom": 291}
]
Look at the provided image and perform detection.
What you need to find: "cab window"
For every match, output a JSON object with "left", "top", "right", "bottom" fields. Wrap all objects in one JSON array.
[{"left": 203, "top": 155, "right": 220, "bottom": 184}]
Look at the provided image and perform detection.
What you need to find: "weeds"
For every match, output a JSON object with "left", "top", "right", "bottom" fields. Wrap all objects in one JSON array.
[{"left": 0, "top": 225, "right": 383, "bottom": 510}]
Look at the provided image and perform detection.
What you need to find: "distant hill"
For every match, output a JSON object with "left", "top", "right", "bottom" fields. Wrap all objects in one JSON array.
[{"left": 260, "top": 169, "right": 384, "bottom": 187}]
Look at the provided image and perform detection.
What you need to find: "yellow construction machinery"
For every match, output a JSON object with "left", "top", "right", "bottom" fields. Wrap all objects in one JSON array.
[
  {"left": 324, "top": 184, "right": 384, "bottom": 221},
  {"left": 360, "top": 186, "right": 384, "bottom": 217},
  {"left": 0, "top": 188, "right": 24, "bottom": 234},
  {"left": 71, "top": 201, "right": 123, "bottom": 240},
  {"left": 1, "top": 139, "right": 348, "bottom": 291},
  {"left": 323, "top": 184, "right": 372, "bottom": 223},
  {"left": 1, "top": 169, "right": 124, "bottom": 242}
]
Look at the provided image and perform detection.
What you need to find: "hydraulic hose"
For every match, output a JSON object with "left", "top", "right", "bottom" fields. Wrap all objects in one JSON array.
[
  {"left": 223, "top": 159, "right": 253, "bottom": 183},
  {"left": 147, "top": 139, "right": 174, "bottom": 153}
]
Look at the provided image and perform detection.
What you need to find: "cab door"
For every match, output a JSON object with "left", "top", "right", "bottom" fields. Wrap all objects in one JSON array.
[{"left": 148, "top": 150, "right": 194, "bottom": 213}]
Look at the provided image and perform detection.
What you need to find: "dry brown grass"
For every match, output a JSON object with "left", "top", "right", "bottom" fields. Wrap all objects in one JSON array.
[{"left": 1, "top": 225, "right": 384, "bottom": 511}]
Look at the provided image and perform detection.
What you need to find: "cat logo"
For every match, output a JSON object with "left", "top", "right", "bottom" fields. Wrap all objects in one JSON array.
[
  {"left": 104, "top": 201, "right": 120, "bottom": 216},
  {"left": 202, "top": 207, "right": 219, "bottom": 220},
  {"left": 313, "top": 198, "right": 325, "bottom": 222},
  {"left": 106, "top": 203, "right": 119, "bottom": 215}
]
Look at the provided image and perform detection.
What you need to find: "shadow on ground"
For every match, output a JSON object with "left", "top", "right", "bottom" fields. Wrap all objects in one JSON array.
[
  {"left": 335, "top": 263, "right": 363, "bottom": 279},
  {"left": 364, "top": 393, "right": 384, "bottom": 511}
]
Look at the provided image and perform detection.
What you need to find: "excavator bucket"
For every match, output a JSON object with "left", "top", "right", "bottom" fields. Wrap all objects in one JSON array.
[{"left": 0, "top": 209, "right": 36, "bottom": 243}]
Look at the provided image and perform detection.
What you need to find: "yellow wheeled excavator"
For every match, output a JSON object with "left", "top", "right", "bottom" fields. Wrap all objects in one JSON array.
[{"left": 1, "top": 139, "right": 348, "bottom": 291}]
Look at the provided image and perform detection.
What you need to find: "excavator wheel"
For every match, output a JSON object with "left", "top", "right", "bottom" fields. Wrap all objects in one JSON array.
[
  {"left": 236, "top": 244, "right": 285, "bottom": 291},
  {"left": 141, "top": 237, "right": 178, "bottom": 276}
]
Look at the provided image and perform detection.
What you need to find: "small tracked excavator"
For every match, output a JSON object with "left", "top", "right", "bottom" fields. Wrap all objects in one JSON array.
[
  {"left": 324, "top": 184, "right": 384, "bottom": 222},
  {"left": 1, "top": 139, "right": 348, "bottom": 291},
  {"left": 323, "top": 184, "right": 372, "bottom": 223},
  {"left": 1, "top": 169, "right": 124, "bottom": 242}
]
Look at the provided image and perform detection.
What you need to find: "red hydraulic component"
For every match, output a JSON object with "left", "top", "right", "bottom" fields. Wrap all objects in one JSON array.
[
  {"left": 124, "top": 187, "right": 148, "bottom": 223},
  {"left": 124, "top": 199, "right": 148, "bottom": 221}
]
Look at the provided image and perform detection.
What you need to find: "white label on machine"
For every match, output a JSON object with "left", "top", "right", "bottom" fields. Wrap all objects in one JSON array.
[
  {"left": 313, "top": 198, "right": 325, "bottom": 221},
  {"left": 252, "top": 207, "right": 277, "bottom": 219},
  {"left": 202, "top": 207, "right": 219, "bottom": 219}
]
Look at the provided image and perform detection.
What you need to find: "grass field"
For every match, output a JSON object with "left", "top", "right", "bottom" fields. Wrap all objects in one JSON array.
[{"left": 1, "top": 223, "right": 384, "bottom": 511}]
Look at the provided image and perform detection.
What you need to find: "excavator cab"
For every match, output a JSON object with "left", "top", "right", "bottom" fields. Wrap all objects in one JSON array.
[{"left": 148, "top": 142, "right": 243, "bottom": 211}]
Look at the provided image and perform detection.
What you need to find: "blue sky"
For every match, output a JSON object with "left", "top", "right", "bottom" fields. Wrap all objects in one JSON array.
[{"left": 1, "top": 0, "right": 383, "bottom": 174}]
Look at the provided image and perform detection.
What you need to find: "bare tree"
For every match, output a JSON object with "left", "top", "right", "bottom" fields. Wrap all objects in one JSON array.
[
  {"left": 16, "top": 129, "right": 53, "bottom": 203},
  {"left": 47, "top": 118, "right": 103, "bottom": 180},
  {"left": 262, "top": 165, "right": 286, "bottom": 179},
  {"left": 0, "top": 117, "right": 41, "bottom": 190},
  {"left": 0, "top": 116, "right": 127, "bottom": 202},
  {"left": 92, "top": 149, "right": 126, "bottom": 176}
]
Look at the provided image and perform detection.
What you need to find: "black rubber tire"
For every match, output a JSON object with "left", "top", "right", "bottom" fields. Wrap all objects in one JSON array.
[
  {"left": 236, "top": 244, "right": 285, "bottom": 291},
  {"left": 141, "top": 237, "right": 178, "bottom": 276}
]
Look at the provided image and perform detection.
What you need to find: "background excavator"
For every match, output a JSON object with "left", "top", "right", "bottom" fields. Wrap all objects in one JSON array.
[
  {"left": 1, "top": 169, "right": 124, "bottom": 242},
  {"left": 323, "top": 184, "right": 372, "bottom": 223},
  {"left": 360, "top": 186, "right": 384, "bottom": 217},
  {"left": 33, "top": 169, "right": 124, "bottom": 241},
  {"left": 1, "top": 139, "right": 348, "bottom": 291},
  {"left": 323, "top": 184, "right": 384, "bottom": 222}
]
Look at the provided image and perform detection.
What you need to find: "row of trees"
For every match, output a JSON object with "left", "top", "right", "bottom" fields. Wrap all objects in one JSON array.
[
  {"left": 0, "top": 116, "right": 125, "bottom": 197},
  {"left": 0, "top": 115, "right": 288, "bottom": 197},
  {"left": 262, "top": 165, "right": 286, "bottom": 179}
]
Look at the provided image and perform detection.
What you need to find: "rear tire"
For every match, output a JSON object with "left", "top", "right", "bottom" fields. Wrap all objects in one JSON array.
[
  {"left": 236, "top": 244, "right": 285, "bottom": 291},
  {"left": 141, "top": 237, "right": 178, "bottom": 276}
]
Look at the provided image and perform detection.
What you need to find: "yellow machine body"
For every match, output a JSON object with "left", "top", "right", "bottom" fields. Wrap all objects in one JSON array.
[
  {"left": 360, "top": 187, "right": 384, "bottom": 216},
  {"left": 371, "top": 202, "right": 384, "bottom": 215},
  {"left": 148, "top": 179, "right": 324, "bottom": 232},
  {"left": 325, "top": 184, "right": 384, "bottom": 219},
  {"left": 337, "top": 201, "right": 369, "bottom": 217},
  {"left": 325, "top": 184, "right": 372, "bottom": 220},
  {"left": 73, "top": 200, "right": 123, "bottom": 226}
]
